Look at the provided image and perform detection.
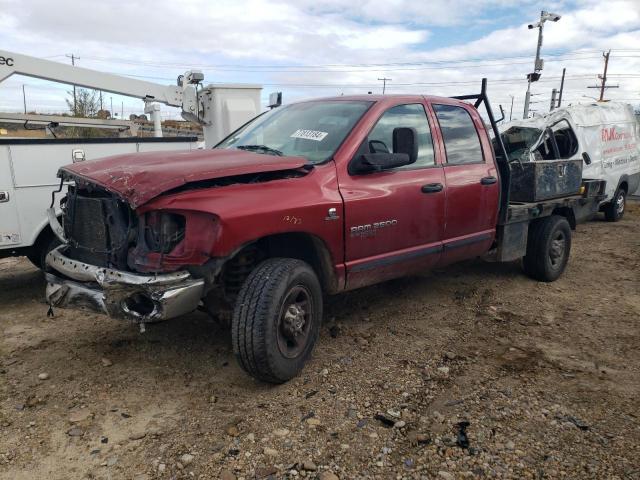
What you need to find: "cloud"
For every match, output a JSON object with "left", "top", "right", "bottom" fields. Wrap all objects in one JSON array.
[
  {"left": 0, "top": 0, "right": 639, "bottom": 117},
  {"left": 0, "top": 0, "right": 429, "bottom": 62}
]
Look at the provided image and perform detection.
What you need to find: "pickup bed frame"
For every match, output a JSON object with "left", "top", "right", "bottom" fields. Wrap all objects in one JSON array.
[{"left": 454, "top": 80, "right": 606, "bottom": 263}]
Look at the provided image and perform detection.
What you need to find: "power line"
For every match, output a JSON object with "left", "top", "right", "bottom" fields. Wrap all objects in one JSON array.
[
  {"left": 114, "top": 72, "right": 604, "bottom": 85},
  {"left": 77, "top": 51, "right": 611, "bottom": 71}
]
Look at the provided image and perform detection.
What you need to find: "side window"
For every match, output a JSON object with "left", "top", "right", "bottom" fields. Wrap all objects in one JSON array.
[
  {"left": 551, "top": 120, "right": 579, "bottom": 159},
  {"left": 367, "top": 104, "right": 435, "bottom": 168},
  {"left": 433, "top": 104, "right": 484, "bottom": 165}
]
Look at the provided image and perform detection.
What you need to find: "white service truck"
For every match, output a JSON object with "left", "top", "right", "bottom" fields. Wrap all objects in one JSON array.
[{"left": 501, "top": 102, "right": 640, "bottom": 221}]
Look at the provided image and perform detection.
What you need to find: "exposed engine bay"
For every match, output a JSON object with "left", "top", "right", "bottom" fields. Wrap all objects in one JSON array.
[{"left": 45, "top": 165, "right": 311, "bottom": 324}]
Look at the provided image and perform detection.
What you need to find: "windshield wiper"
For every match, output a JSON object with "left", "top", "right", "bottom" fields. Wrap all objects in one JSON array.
[{"left": 236, "top": 145, "right": 283, "bottom": 156}]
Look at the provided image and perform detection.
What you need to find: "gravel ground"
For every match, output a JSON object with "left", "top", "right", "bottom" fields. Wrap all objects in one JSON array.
[{"left": 0, "top": 204, "right": 638, "bottom": 480}]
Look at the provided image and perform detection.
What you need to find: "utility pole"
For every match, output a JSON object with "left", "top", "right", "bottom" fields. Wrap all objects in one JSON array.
[
  {"left": 523, "top": 11, "right": 561, "bottom": 119},
  {"left": 378, "top": 77, "right": 392, "bottom": 94},
  {"left": 65, "top": 54, "right": 79, "bottom": 114},
  {"left": 22, "top": 84, "right": 27, "bottom": 113},
  {"left": 509, "top": 95, "right": 514, "bottom": 121},
  {"left": 550, "top": 88, "right": 558, "bottom": 111},
  {"left": 557, "top": 68, "right": 566, "bottom": 108},
  {"left": 599, "top": 50, "right": 611, "bottom": 101},
  {"left": 99, "top": 91, "right": 103, "bottom": 111},
  {"left": 110, "top": 97, "right": 113, "bottom": 117},
  {"left": 588, "top": 50, "right": 619, "bottom": 101}
]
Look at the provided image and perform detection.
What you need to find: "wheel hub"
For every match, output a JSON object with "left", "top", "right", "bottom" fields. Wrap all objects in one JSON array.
[
  {"left": 549, "top": 233, "right": 565, "bottom": 266},
  {"left": 616, "top": 193, "right": 625, "bottom": 215},
  {"left": 276, "top": 285, "right": 313, "bottom": 359},
  {"left": 283, "top": 304, "right": 306, "bottom": 337}
]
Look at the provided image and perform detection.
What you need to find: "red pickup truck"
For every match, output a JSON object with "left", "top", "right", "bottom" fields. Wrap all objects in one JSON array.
[{"left": 45, "top": 81, "right": 603, "bottom": 383}]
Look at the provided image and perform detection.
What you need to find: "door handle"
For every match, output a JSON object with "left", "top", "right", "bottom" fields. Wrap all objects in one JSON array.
[
  {"left": 0, "top": 191, "right": 9, "bottom": 203},
  {"left": 421, "top": 183, "right": 443, "bottom": 193},
  {"left": 480, "top": 176, "right": 497, "bottom": 185}
]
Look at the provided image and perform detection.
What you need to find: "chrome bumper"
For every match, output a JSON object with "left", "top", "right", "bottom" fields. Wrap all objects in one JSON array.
[{"left": 45, "top": 246, "right": 204, "bottom": 322}]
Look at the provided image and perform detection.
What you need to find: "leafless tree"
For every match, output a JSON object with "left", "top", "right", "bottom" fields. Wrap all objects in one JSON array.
[{"left": 66, "top": 88, "right": 101, "bottom": 117}]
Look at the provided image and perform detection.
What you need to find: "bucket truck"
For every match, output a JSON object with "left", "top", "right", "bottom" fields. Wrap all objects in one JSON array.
[{"left": 0, "top": 49, "right": 262, "bottom": 267}]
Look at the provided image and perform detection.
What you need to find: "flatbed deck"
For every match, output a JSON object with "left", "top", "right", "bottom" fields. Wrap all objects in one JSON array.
[{"left": 502, "top": 178, "right": 606, "bottom": 225}]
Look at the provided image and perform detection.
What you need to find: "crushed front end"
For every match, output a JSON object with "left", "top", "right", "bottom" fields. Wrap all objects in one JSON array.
[{"left": 45, "top": 179, "right": 210, "bottom": 324}]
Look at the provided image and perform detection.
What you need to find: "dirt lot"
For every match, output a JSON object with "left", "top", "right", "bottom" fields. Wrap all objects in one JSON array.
[{"left": 1, "top": 205, "right": 638, "bottom": 480}]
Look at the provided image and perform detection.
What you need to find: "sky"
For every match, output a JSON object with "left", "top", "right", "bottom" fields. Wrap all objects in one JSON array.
[{"left": 0, "top": 0, "right": 639, "bottom": 121}]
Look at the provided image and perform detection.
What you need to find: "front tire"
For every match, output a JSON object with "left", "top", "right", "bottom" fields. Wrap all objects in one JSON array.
[
  {"left": 523, "top": 215, "right": 572, "bottom": 282},
  {"left": 27, "top": 233, "right": 61, "bottom": 271},
  {"left": 232, "top": 258, "right": 322, "bottom": 383},
  {"left": 604, "top": 188, "right": 626, "bottom": 222}
]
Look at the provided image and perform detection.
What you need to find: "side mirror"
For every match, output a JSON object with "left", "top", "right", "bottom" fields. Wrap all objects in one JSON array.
[
  {"left": 392, "top": 127, "right": 418, "bottom": 164},
  {"left": 349, "top": 127, "right": 418, "bottom": 174},
  {"left": 582, "top": 152, "right": 592, "bottom": 165},
  {"left": 268, "top": 91, "right": 282, "bottom": 109}
]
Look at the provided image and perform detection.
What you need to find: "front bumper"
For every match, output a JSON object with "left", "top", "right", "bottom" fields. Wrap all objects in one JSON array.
[{"left": 45, "top": 246, "right": 204, "bottom": 322}]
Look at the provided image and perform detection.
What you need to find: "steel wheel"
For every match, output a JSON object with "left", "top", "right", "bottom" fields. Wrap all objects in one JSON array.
[
  {"left": 615, "top": 191, "right": 625, "bottom": 216},
  {"left": 549, "top": 230, "right": 566, "bottom": 269},
  {"left": 276, "top": 285, "right": 313, "bottom": 359}
]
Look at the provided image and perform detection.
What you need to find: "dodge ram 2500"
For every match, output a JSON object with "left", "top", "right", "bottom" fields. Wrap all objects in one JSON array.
[{"left": 45, "top": 80, "right": 604, "bottom": 383}]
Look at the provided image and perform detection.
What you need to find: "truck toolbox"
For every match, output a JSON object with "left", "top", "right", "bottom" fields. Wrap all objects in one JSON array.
[{"left": 509, "top": 159, "right": 582, "bottom": 202}]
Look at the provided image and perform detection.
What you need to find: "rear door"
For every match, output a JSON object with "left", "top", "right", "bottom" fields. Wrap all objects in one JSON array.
[
  {"left": 0, "top": 146, "right": 21, "bottom": 249},
  {"left": 430, "top": 102, "right": 499, "bottom": 265},
  {"left": 339, "top": 101, "right": 446, "bottom": 289}
]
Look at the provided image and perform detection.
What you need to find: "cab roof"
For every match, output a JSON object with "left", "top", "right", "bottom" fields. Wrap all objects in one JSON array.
[{"left": 295, "top": 94, "right": 469, "bottom": 105}]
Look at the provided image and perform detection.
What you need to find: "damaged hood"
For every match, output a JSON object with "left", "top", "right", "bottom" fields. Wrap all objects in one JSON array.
[{"left": 59, "top": 148, "right": 308, "bottom": 208}]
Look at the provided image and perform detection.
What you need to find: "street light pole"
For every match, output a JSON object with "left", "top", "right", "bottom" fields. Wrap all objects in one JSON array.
[{"left": 523, "top": 10, "right": 561, "bottom": 119}]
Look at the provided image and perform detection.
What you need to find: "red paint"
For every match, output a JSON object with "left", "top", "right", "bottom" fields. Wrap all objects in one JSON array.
[
  {"left": 61, "top": 149, "right": 307, "bottom": 208},
  {"left": 61, "top": 95, "right": 501, "bottom": 290}
]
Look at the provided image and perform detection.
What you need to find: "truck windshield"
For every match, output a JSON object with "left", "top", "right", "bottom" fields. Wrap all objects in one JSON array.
[
  {"left": 500, "top": 126, "right": 543, "bottom": 161},
  {"left": 217, "top": 100, "right": 372, "bottom": 164}
]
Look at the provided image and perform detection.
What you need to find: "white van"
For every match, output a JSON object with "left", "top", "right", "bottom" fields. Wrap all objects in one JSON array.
[
  {"left": 501, "top": 102, "right": 640, "bottom": 221},
  {"left": 0, "top": 137, "right": 198, "bottom": 268}
]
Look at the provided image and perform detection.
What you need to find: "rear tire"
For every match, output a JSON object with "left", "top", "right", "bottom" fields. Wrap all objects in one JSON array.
[
  {"left": 604, "top": 188, "right": 626, "bottom": 222},
  {"left": 232, "top": 258, "right": 322, "bottom": 383},
  {"left": 523, "top": 215, "right": 571, "bottom": 282}
]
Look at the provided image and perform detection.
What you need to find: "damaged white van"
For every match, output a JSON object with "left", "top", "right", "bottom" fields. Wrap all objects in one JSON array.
[{"left": 501, "top": 102, "right": 640, "bottom": 221}]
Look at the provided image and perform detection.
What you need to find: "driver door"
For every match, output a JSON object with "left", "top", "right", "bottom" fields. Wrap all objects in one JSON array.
[{"left": 338, "top": 102, "right": 446, "bottom": 290}]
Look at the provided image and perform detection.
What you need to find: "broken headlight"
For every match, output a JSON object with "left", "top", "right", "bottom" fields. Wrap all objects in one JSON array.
[{"left": 144, "top": 211, "right": 186, "bottom": 254}]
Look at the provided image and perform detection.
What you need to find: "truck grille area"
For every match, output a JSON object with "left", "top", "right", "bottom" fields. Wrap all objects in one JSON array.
[{"left": 63, "top": 186, "right": 136, "bottom": 269}]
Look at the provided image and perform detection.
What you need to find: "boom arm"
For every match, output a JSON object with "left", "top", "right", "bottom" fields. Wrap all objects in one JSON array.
[
  {"left": 0, "top": 49, "right": 262, "bottom": 147},
  {"left": 0, "top": 49, "right": 184, "bottom": 106}
]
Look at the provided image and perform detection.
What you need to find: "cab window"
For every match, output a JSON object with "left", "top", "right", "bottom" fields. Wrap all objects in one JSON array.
[
  {"left": 366, "top": 104, "right": 435, "bottom": 168},
  {"left": 434, "top": 104, "right": 484, "bottom": 165}
]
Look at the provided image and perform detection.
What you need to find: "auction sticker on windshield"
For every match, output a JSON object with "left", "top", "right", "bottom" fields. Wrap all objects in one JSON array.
[{"left": 291, "top": 129, "right": 328, "bottom": 141}]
